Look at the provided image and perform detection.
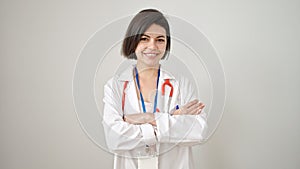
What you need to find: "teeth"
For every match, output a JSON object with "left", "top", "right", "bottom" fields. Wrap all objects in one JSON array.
[{"left": 144, "top": 53, "right": 157, "bottom": 57}]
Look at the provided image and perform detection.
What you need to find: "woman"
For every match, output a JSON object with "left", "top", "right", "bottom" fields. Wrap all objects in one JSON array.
[{"left": 102, "top": 9, "right": 207, "bottom": 169}]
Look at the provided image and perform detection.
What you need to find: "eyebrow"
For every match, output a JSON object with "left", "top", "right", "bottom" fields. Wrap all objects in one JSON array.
[{"left": 141, "top": 34, "right": 166, "bottom": 39}]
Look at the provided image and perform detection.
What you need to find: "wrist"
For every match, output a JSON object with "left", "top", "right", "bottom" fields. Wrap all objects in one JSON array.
[{"left": 146, "top": 113, "right": 156, "bottom": 126}]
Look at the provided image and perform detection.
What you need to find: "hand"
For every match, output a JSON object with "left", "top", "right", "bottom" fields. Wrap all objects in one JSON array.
[
  {"left": 124, "top": 113, "right": 156, "bottom": 126},
  {"left": 173, "top": 99, "right": 205, "bottom": 115}
]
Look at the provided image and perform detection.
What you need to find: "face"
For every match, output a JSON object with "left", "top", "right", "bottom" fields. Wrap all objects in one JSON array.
[{"left": 135, "top": 24, "right": 167, "bottom": 68}]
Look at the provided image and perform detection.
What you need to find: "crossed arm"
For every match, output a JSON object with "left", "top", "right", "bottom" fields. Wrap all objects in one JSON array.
[
  {"left": 103, "top": 79, "right": 208, "bottom": 151},
  {"left": 124, "top": 99, "right": 205, "bottom": 126}
]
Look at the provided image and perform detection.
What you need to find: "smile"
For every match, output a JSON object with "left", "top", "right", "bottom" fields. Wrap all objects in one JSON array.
[{"left": 143, "top": 53, "right": 159, "bottom": 57}]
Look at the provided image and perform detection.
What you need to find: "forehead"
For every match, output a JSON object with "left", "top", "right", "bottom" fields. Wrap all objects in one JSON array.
[{"left": 143, "top": 24, "right": 166, "bottom": 37}]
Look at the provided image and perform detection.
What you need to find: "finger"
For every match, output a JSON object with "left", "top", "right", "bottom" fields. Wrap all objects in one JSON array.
[
  {"left": 194, "top": 102, "right": 205, "bottom": 111},
  {"left": 198, "top": 103, "right": 206, "bottom": 113},
  {"left": 197, "top": 107, "right": 204, "bottom": 114},
  {"left": 199, "top": 102, "right": 205, "bottom": 107},
  {"left": 185, "top": 107, "right": 198, "bottom": 115},
  {"left": 185, "top": 99, "right": 199, "bottom": 108},
  {"left": 199, "top": 103, "right": 205, "bottom": 109},
  {"left": 188, "top": 103, "right": 206, "bottom": 115},
  {"left": 186, "top": 102, "right": 202, "bottom": 112},
  {"left": 178, "top": 108, "right": 186, "bottom": 115},
  {"left": 188, "top": 108, "right": 199, "bottom": 115},
  {"left": 190, "top": 106, "right": 204, "bottom": 115}
]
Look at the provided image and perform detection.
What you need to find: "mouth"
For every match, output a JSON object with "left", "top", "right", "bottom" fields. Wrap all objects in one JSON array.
[{"left": 143, "top": 52, "right": 160, "bottom": 58}]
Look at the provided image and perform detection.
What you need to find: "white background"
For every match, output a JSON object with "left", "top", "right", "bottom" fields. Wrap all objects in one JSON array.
[{"left": 1, "top": 0, "right": 299, "bottom": 169}]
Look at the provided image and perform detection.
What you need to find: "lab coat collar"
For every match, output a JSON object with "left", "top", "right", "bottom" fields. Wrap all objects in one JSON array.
[{"left": 117, "top": 64, "right": 175, "bottom": 82}]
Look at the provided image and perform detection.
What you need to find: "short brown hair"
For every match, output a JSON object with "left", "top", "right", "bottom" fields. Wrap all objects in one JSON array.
[{"left": 122, "top": 9, "right": 171, "bottom": 59}]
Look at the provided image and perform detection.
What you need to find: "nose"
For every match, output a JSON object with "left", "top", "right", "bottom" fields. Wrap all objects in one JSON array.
[{"left": 147, "top": 38, "right": 158, "bottom": 49}]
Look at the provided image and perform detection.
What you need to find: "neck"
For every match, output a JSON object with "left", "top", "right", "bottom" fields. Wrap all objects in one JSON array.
[{"left": 136, "top": 63, "right": 159, "bottom": 79}]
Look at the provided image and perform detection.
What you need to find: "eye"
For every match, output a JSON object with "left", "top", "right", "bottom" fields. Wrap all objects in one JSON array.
[
  {"left": 140, "top": 37, "right": 149, "bottom": 42},
  {"left": 157, "top": 38, "right": 165, "bottom": 42}
]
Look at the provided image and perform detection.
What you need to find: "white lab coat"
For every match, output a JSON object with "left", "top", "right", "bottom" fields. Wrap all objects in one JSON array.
[{"left": 102, "top": 64, "right": 207, "bottom": 169}]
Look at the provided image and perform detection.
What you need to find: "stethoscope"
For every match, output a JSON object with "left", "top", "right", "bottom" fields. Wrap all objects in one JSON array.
[
  {"left": 120, "top": 66, "right": 175, "bottom": 157},
  {"left": 161, "top": 79, "right": 174, "bottom": 113},
  {"left": 121, "top": 66, "right": 174, "bottom": 114}
]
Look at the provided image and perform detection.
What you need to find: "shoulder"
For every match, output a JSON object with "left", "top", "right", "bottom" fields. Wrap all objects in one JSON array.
[
  {"left": 161, "top": 68, "right": 193, "bottom": 88},
  {"left": 162, "top": 67, "right": 198, "bottom": 98},
  {"left": 104, "top": 65, "right": 134, "bottom": 90}
]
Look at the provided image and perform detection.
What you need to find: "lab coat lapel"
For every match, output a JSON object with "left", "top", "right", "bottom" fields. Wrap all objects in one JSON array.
[
  {"left": 159, "top": 69, "right": 176, "bottom": 114},
  {"left": 117, "top": 65, "right": 140, "bottom": 114}
]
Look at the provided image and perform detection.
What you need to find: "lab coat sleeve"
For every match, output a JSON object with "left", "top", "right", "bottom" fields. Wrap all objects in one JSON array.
[
  {"left": 155, "top": 113, "right": 207, "bottom": 146},
  {"left": 155, "top": 77, "right": 208, "bottom": 146},
  {"left": 102, "top": 78, "right": 157, "bottom": 153}
]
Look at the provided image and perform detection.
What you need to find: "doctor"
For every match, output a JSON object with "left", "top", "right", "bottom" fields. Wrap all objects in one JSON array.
[{"left": 102, "top": 9, "right": 207, "bottom": 169}]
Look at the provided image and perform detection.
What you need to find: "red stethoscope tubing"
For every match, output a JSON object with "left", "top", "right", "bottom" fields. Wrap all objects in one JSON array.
[
  {"left": 161, "top": 79, "right": 174, "bottom": 113},
  {"left": 162, "top": 79, "right": 173, "bottom": 97}
]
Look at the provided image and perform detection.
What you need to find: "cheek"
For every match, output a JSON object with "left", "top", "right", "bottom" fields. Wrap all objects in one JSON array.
[
  {"left": 135, "top": 43, "right": 144, "bottom": 53},
  {"left": 159, "top": 44, "right": 167, "bottom": 51},
  {"left": 161, "top": 41, "right": 167, "bottom": 48}
]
